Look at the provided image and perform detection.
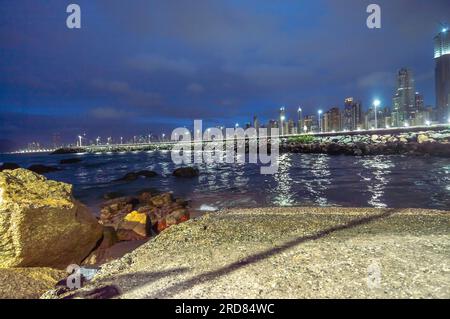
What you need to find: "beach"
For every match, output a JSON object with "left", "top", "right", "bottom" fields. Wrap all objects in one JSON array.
[{"left": 54, "top": 207, "right": 450, "bottom": 299}]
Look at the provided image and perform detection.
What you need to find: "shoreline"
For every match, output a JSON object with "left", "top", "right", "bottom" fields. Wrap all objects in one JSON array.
[{"left": 46, "top": 206, "right": 450, "bottom": 299}]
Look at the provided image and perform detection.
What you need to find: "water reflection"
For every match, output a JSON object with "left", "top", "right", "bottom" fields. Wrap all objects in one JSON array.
[
  {"left": 358, "top": 156, "right": 394, "bottom": 208},
  {"left": 273, "top": 153, "right": 294, "bottom": 206}
]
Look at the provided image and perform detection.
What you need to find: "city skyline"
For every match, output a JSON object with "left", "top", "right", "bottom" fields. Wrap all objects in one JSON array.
[{"left": 1, "top": 0, "right": 450, "bottom": 151}]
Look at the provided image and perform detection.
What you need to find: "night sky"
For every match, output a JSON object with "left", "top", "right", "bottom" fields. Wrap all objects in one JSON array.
[{"left": 1, "top": 0, "right": 449, "bottom": 151}]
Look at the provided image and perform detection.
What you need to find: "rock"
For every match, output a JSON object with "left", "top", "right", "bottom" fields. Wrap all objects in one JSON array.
[
  {"left": 0, "top": 268, "right": 66, "bottom": 299},
  {"left": 136, "top": 170, "right": 158, "bottom": 178},
  {"left": 417, "top": 134, "right": 431, "bottom": 144},
  {"left": 28, "top": 164, "right": 61, "bottom": 174},
  {"left": 116, "top": 172, "right": 139, "bottom": 182},
  {"left": 149, "top": 192, "right": 173, "bottom": 207},
  {"left": 0, "top": 169, "right": 103, "bottom": 268},
  {"left": 99, "top": 197, "right": 138, "bottom": 228},
  {"left": 51, "top": 148, "right": 84, "bottom": 155},
  {"left": 82, "top": 227, "right": 119, "bottom": 266},
  {"left": 60, "top": 158, "right": 83, "bottom": 165},
  {"left": 116, "top": 170, "right": 158, "bottom": 182},
  {"left": 371, "top": 135, "right": 379, "bottom": 143},
  {"left": 118, "top": 211, "right": 150, "bottom": 238},
  {"left": 103, "top": 191, "right": 125, "bottom": 200},
  {"left": 173, "top": 167, "right": 199, "bottom": 178},
  {"left": 0, "top": 162, "right": 20, "bottom": 172}
]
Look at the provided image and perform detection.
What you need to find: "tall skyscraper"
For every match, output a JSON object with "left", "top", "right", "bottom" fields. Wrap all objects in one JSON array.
[
  {"left": 297, "top": 107, "right": 303, "bottom": 133},
  {"left": 392, "top": 68, "right": 415, "bottom": 127},
  {"left": 279, "top": 107, "right": 286, "bottom": 135},
  {"left": 435, "top": 27, "right": 450, "bottom": 122},
  {"left": 253, "top": 115, "right": 260, "bottom": 131},
  {"left": 342, "top": 97, "right": 362, "bottom": 131}
]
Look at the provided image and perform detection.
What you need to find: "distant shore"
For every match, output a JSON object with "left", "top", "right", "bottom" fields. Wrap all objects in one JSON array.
[{"left": 47, "top": 206, "right": 450, "bottom": 299}]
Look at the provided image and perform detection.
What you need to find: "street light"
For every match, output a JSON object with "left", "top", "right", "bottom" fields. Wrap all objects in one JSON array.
[
  {"left": 373, "top": 99, "right": 381, "bottom": 129},
  {"left": 426, "top": 120, "right": 431, "bottom": 126},
  {"left": 78, "top": 135, "right": 83, "bottom": 147}
]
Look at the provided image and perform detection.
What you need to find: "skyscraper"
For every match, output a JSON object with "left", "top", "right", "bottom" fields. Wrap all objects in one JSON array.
[
  {"left": 279, "top": 107, "right": 286, "bottom": 135},
  {"left": 342, "top": 97, "right": 362, "bottom": 131},
  {"left": 434, "top": 28, "right": 450, "bottom": 122},
  {"left": 392, "top": 68, "right": 415, "bottom": 127}
]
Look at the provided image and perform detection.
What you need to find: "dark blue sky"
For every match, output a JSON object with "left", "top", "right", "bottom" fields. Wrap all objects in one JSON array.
[{"left": 1, "top": 0, "right": 449, "bottom": 150}]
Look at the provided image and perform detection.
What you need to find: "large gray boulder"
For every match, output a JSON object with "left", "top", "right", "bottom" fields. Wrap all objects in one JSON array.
[{"left": 0, "top": 169, "right": 103, "bottom": 269}]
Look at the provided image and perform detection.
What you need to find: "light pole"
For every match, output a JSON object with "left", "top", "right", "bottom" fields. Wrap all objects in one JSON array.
[
  {"left": 373, "top": 99, "right": 381, "bottom": 129},
  {"left": 318, "top": 110, "right": 323, "bottom": 133},
  {"left": 78, "top": 135, "right": 83, "bottom": 147},
  {"left": 280, "top": 115, "right": 286, "bottom": 136}
]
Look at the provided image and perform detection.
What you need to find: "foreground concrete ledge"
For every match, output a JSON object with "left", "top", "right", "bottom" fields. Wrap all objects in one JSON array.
[{"left": 51, "top": 207, "right": 450, "bottom": 299}]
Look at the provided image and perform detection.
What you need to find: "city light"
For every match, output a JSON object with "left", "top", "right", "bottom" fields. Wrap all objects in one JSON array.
[
  {"left": 280, "top": 115, "right": 286, "bottom": 121},
  {"left": 373, "top": 99, "right": 381, "bottom": 107},
  {"left": 404, "top": 122, "right": 409, "bottom": 127},
  {"left": 298, "top": 107, "right": 302, "bottom": 112},
  {"left": 443, "top": 28, "right": 448, "bottom": 33},
  {"left": 426, "top": 120, "right": 431, "bottom": 126},
  {"left": 235, "top": 123, "right": 239, "bottom": 128}
]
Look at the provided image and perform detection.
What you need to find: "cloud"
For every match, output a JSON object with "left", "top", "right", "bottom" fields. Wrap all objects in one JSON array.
[
  {"left": 356, "top": 72, "right": 396, "bottom": 89},
  {"left": 127, "top": 54, "right": 196, "bottom": 75},
  {"left": 89, "top": 107, "right": 132, "bottom": 120},
  {"left": 186, "top": 83, "right": 205, "bottom": 94}
]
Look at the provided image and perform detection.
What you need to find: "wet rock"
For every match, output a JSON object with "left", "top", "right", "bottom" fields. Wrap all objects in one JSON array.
[
  {"left": 0, "top": 162, "right": 20, "bottom": 172},
  {"left": 103, "top": 191, "right": 126, "bottom": 200},
  {"left": 173, "top": 167, "right": 199, "bottom": 178},
  {"left": 60, "top": 158, "right": 83, "bottom": 165},
  {"left": 0, "top": 169, "right": 103, "bottom": 268},
  {"left": 28, "top": 164, "right": 61, "bottom": 174},
  {"left": 116, "top": 170, "right": 158, "bottom": 182}
]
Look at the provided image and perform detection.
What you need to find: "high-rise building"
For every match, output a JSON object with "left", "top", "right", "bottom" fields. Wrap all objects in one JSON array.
[
  {"left": 253, "top": 115, "right": 260, "bottom": 131},
  {"left": 323, "top": 107, "right": 341, "bottom": 132},
  {"left": 342, "top": 98, "right": 363, "bottom": 131},
  {"left": 392, "top": 68, "right": 415, "bottom": 127},
  {"left": 297, "top": 107, "right": 303, "bottom": 133},
  {"left": 435, "top": 28, "right": 450, "bottom": 122},
  {"left": 279, "top": 107, "right": 286, "bottom": 135}
]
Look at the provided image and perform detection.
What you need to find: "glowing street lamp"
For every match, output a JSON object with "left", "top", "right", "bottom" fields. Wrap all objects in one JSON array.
[
  {"left": 373, "top": 99, "right": 381, "bottom": 129},
  {"left": 78, "top": 135, "right": 83, "bottom": 147},
  {"left": 426, "top": 120, "right": 431, "bottom": 126},
  {"left": 235, "top": 123, "right": 239, "bottom": 128}
]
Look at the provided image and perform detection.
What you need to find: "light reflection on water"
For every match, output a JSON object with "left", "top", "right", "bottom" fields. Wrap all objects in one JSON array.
[
  {"left": 1, "top": 152, "right": 450, "bottom": 212},
  {"left": 358, "top": 156, "right": 394, "bottom": 208}
]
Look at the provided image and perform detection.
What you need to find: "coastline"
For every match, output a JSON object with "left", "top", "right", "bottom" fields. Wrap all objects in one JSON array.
[{"left": 47, "top": 207, "right": 450, "bottom": 299}]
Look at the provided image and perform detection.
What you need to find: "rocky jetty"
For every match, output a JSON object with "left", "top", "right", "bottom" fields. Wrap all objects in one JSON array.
[
  {"left": 283, "top": 130, "right": 450, "bottom": 157},
  {"left": 53, "top": 207, "right": 450, "bottom": 299},
  {"left": 0, "top": 169, "right": 103, "bottom": 268}
]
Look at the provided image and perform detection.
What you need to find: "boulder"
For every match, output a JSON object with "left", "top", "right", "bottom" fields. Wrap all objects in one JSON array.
[
  {"left": 417, "top": 134, "right": 431, "bottom": 144},
  {"left": 118, "top": 211, "right": 150, "bottom": 238},
  {"left": 116, "top": 170, "right": 158, "bottom": 182},
  {"left": 0, "top": 169, "right": 103, "bottom": 268},
  {"left": 28, "top": 164, "right": 61, "bottom": 174},
  {"left": 0, "top": 268, "right": 66, "bottom": 299},
  {"left": 173, "top": 167, "right": 199, "bottom": 178},
  {"left": 60, "top": 158, "right": 83, "bottom": 165},
  {"left": 0, "top": 163, "right": 20, "bottom": 172}
]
